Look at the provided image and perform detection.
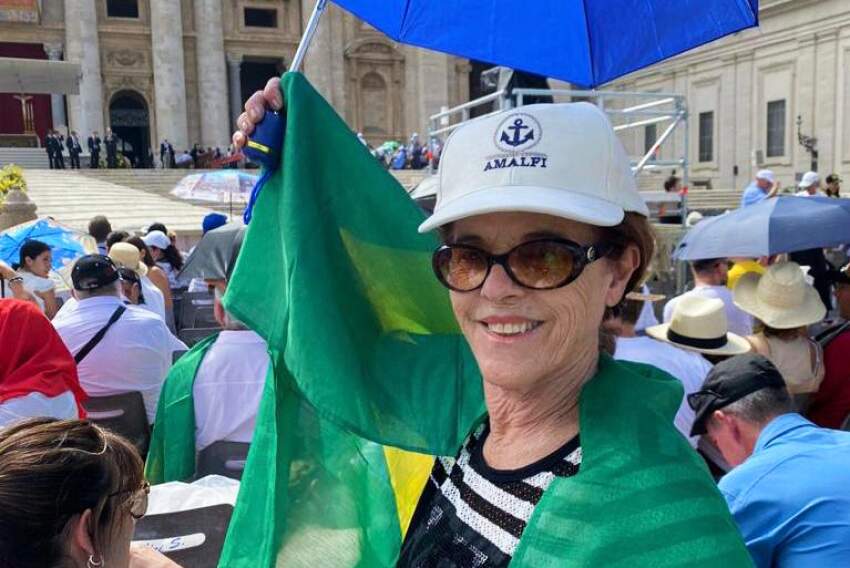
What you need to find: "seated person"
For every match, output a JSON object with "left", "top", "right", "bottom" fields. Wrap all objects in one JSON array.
[
  {"left": 689, "top": 354, "right": 850, "bottom": 567},
  {"left": 614, "top": 293, "right": 746, "bottom": 447},
  {"left": 808, "top": 264, "right": 850, "bottom": 428},
  {"left": 0, "top": 299, "right": 86, "bottom": 427},
  {"left": 109, "top": 242, "right": 167, "bottom": 321},
  {"left": 52, "top": 255, "right": 186, "bottom": 423},
  {"left": 147, "top": 250, "right": 269, "bottom": 483},
  {"left": 664, "top": 257, "right": 753, "bottom": 336},
  {"left": 733, "top": 262, "right": 826, "bottom": 397},
  {"left": 0, "top": 417, "right": 179, "bottom": 567},
  {"left": 15, "top": 239, "right": 58, "bottom": 318}
]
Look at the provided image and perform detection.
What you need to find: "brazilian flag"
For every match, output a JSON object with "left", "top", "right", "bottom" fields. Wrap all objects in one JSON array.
[{"left": 217, "top": 72, "right": 753, "bottom": 567}]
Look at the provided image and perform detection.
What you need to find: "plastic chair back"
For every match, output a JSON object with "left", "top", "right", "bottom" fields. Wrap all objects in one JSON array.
[
  {"left": 83, "top": 391, "right": 150, "bottom": 456},
  {"left": 133, "top": 504, "right": 233, "bottom": 568},
  {"left": 196, "top": 441, "right": 250, "bottom": 480}
]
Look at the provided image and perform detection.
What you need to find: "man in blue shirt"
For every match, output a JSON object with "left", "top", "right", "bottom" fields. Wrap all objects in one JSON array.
[
  {"left": 690, "top": 354, "right": 850, "bottom": 567},
  {"left": 740, "top": 169, "right": 779, "bottom": 207}
]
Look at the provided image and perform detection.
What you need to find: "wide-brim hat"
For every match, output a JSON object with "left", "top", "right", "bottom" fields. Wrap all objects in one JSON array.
[
  {"left": 733, "top": 261, "right": 825, "bottom": 329},
  {"left": 108, "top": 242, "right": 148, "bottom": 277},
  {"left": 646, "top": 295, "right": 751, "bottom": 356}
]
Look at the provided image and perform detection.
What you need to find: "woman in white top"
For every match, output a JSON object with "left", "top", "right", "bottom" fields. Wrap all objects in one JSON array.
[
  {"left": 142, "top": 229, "right": 183, "bottom": 289},
  {"left": 15, "top": 240, "right": 58, "bottom": 319}
]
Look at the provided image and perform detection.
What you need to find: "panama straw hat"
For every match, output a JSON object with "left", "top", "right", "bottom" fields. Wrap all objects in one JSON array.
[
  {"left": 646, "top": 295, "right": 751, "bottom": 356},
  {"left": 108, "top": 242, "right": 148, "bottom": 277},
  {"left": 732, "top": 261, "right": 825, "bottom": 329}
]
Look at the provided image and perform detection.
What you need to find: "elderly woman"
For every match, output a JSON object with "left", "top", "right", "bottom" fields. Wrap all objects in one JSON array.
[
  {"left": 233, "top": 78, "right": 751, "bottom": 566},
  {"left": 0, "top": 418, "right": 179, "bottom": 568}
]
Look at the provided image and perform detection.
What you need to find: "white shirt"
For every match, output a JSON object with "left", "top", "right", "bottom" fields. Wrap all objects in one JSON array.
[
  {"left": 615, "top": 336, "right": 713, "bottom": 447},
  {"left": 795, "top": 189, "right": 826, "bottom": 197},
  {"left": 0, "top": 391, "right": 79, "bottom": 429},
  {"left": 52, "top": 295, "right": 186, "bottom": 422},
  {"left": 193, "top": 330, "right": 270, "bottom": 451},
  {"left": 634, "top": 284, "right": 660, "bottom": 332},
  {"left": 663, "top": 285, "right": 753, "bottom": 337},
  {"left": 20, "top": 271, "right": 54, "bottom": 312},
  {"left": 140, "top": 275, "right": 166, "bottom": 321}
]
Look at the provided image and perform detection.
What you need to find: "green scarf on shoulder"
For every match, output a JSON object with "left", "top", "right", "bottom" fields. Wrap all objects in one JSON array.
[{"left": 145, "top": 334, "right": 218, "bottom": 484}]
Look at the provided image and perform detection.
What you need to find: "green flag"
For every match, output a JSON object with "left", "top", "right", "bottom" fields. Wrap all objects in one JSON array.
[
  {"left": 219, "top": 72, "right": 752, "bottom": 567},
  {"left": 146, "top": 334, "right": 219, "bottom": 484}
]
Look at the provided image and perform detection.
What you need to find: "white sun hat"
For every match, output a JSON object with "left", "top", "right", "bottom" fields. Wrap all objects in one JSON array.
[
  {"left": 798, "top": 171, "right": 820, "bottom": 188},
  {"left": 733, "top": 261, "right": 826, "bottom": 329},
  {"left": 418, "top": 102, "right": 649, "bottom": 233},
  {"left": 646, "top": 295, "right": 751, "bottom": 356},
  {"left": 755, "top": 169, "right": 775, "bottom": 183}
]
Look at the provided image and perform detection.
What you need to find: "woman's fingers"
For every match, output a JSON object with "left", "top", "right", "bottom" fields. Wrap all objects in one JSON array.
[
  {"left": 263, "top": 77, "right": 283, "bottom": 110},
  {"left": 232, "top": 77, "right": 284, "bottom": 150}
]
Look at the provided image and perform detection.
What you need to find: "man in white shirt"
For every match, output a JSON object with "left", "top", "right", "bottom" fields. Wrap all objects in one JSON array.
[
  {"left": 611, "top": 293, "right": 713, "bottom": 447},
  {"left": 664, "top": 258, "right": 753, "bottom": 336},
  {"left": 193, "top": 287, "right": 270, "bottom": 451},
  {"left": 795, "top": 171, "right": 825, "bottom": 197},
  {"left": 52, "top": 255, "right": 185, "bottom": 422}
]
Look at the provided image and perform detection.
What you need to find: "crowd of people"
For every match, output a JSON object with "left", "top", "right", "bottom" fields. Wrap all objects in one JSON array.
[{"left": 2, "top": 80, "right": 849, "bottom": 567}]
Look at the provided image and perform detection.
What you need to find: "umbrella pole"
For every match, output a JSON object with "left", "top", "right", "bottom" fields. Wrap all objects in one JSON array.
[{"left": 290, "top": 0, "right": 328, "bottom": 73}]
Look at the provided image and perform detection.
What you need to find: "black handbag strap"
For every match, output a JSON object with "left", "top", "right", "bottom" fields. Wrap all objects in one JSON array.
[{"left": 74, "top": 306, "right": 127, "bottom": 364}]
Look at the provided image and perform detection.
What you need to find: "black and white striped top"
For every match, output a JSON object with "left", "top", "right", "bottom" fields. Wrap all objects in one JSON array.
[{"left": 397, "top": 422, "right": 582, "bottom": 567}]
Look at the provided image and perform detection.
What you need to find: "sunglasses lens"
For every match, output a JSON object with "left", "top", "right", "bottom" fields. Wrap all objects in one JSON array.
[
  {"left": 130, "top": 485, "right": 149, "bottom": 519},
  {"left": 434, "top": 246, "right": 488, "bottom": 291},
  {"left": 509, "top": 241, "right": 576, "bottom": 289}
]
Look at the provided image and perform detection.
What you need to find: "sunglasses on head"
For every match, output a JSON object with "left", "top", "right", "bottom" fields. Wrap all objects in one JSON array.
[
  {"left": 432, "top": 238, "right": 614, "bottom": 292},
  {"left": 109, "top": 480, "right": 150, "bottom": 520}
]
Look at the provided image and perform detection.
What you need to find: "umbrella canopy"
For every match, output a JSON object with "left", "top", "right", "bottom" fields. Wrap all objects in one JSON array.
[
  {"left": 673, "top": 196, "right": 850, "bottom": 261},
  {"left": 170, "top": 171, "right": 258, "bottom": 204},
  {"left": 0, "top": 217, "right": 95, "bottom": 270},
  {"left": 177, "top": 223, "right": 245, "bottom": 284},
  {"left": 330, "top": 0, "right": 758, "bottom": 88}
]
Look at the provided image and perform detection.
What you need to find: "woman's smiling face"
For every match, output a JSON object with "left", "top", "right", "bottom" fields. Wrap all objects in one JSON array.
[{"left": 447, "top": 211, "right": 634, "bottom": 391}]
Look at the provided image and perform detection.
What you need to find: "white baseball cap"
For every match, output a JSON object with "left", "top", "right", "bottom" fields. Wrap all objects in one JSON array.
[
  {"left": 418, "top": 102, "right": 649, "bottom": 233},
  {"left": 142, "top": 230, "right": 171, "bottom": 250},
  {"left": 798, "top": 171, "right": 820, "bottom": 188},
  {"left": 755, "top": 169, "right": 775, "bottom": 183}
]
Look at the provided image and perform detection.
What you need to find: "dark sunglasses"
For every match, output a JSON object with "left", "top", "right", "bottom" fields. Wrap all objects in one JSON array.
[{"left": 432, "top": 238, "right": 614, "bottom": 292}]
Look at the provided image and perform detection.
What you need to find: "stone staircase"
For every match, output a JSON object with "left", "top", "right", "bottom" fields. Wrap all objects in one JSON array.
[
  {"left": 685, "top": 190, "right": 741, "bottom": 213},
  {"left": 21, "top": 169, "right": 218, "bottom": 245},
  {"left": 0, "top": 148, "right": 50, "bottom": 169}
]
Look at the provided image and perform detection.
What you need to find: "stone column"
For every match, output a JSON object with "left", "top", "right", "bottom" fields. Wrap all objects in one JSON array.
[
  {"left": 194, "top": 0, "right": 230, "bottom": 148},
  {"left": 226, "top": 53, "right": 243, "bottom": 129},
  {"left": 43, "top": 42, "right": 68, "bottom": 132},
  {"left": 64, "top": 0, "right": 104, "bottom": 137},
  {"left": 150, "top": 0, "right": 189, "bottom": 150}
]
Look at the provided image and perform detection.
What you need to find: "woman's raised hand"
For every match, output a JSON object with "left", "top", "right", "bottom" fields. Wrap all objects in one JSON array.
[{"left": 231, "top": 77, "right": 284, "bottom": 150}]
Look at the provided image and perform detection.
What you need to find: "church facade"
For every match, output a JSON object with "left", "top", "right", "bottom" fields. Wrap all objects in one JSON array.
[{"left": 0, "top": 0, "right": 471, "bottom": 163}]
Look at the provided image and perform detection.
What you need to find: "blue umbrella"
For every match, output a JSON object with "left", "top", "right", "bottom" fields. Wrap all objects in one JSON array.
[
  {"left": 0, "top": 217, "right": 92, "bottom": 270},
  {"left": 329, "top": 0, "right": 758, "bottom": 87},
  {"left": 673, "top": 196, "right": 850, "bottom": 261}
]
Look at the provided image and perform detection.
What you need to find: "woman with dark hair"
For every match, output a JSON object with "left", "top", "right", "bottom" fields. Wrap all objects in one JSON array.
[
  {"left": 0, "top": 417, "right": 180, "bottom": 567},
  {"left": 14, "top": 239, "right": 58, "bottom": 318},
  {"left": 126, "top": 236, "right": 172, "bottom": 313},
  {"left": 142, "top": 230, "right": 183, "bottom": 289}
]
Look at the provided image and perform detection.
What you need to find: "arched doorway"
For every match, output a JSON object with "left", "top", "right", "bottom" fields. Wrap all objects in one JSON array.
[{"left": 109, "top": 91, "right": 150, "bottom": 167}]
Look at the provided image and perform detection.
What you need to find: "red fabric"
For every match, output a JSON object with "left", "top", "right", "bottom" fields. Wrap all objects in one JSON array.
[
  {"left": 0, "top": 41, "right": 53, "bottom": 141},
  {"left": 806, "top": 331, "right": 850, "bottom": 429},
  {"left": 0, "top": 299, "right": 87, "bottom": 416}
]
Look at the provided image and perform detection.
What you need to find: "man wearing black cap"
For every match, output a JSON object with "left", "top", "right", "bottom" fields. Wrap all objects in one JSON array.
[
  {"left": 689, "top": 354, "right": 850, "bottom": 567},
  {"left": 807, "top": 264, "right": 850, "bottom": 428},
  {"left": 52, "top": 255, "right": 186, "bottom": 424}
]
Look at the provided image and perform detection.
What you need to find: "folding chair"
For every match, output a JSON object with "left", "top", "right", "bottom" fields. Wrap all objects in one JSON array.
[
  {"left": 178, "top": 327, "right": 220, "bottom": 348},
  {"left": 179, "top": 291, "right": 215, "bottom": 330},
  {"left": 83, "top": 391, "right": 150, "bottom": 456},
  {"left": 196, "top": 441, "right": 250, "bottom": 480},
  {"left": 133, "top": 504, "right": 234, "bottom": 568}
]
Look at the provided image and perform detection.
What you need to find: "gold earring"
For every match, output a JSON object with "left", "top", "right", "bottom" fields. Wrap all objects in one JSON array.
[{"left": 87, "top": 555, "right": 104, "bottom": 568}]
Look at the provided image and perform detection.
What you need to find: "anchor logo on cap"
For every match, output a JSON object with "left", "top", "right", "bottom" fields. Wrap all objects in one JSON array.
[{"left": 494, "top": 113, "right": 542, "bottom": 152}]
